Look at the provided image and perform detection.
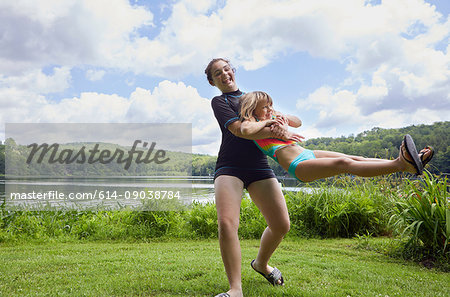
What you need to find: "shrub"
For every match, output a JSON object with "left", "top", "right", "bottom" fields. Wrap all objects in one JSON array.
[
  {"left": 286, "top": 177, "right": 393, "bottom": 238},
  {"left": 238, "top": 196, "right": 266, "bottom": 239},
  {"left": 131, "top": 210, "right": 186, "bottom": 238},
  {"left": 187, "top": 202, "right": 217, "bottom": 238}
]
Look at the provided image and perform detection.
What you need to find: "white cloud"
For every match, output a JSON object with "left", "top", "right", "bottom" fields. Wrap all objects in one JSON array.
[
  {"left": 0, "top": 66, "right": 71, "bottom": 126},
  {"left": 290, "top": 0, "right": 450, "bottom": 134},
  {"left": 124, "top": 81, "right": 220, "bottom": 154},
  {"left": 296, "top": 66, "right": 450, "bottom": 134},
  {"left": 39, "top": 92, "right": 130, "bottom": 123},
  {"left": 0, "top": 0, "right": 153, "bottom": 75},
  {"left": 2, "top": 0, "right": 447, "bottom": 78},
  {"left": 0, "top": 0, "right": 449, "bottom": 151},
  {"left": 0, "top": 67, "right": 71, "bottom": 94},
  {"left": 0, "top": 78, "right": 218, "bottom": 154},
  {"left": 86, "top": 69, "right": 106, "bottom": 81},
  {"left": 297, "top": 86, "right": 362, "bottom": 129}
]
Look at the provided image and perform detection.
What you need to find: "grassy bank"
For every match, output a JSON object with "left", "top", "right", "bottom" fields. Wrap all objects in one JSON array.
[
  {"left": 2, "top": 173, "right": 449, "bottom": 269},
  {"left": 0, "top": 238, "right": 449, "bottom": 296},
  {"left": 0, "top": 176, "right": 397, "bottom": 242}
]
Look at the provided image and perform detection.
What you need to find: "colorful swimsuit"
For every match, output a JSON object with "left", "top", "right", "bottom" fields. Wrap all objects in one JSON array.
[
  {"left": 253, "top": 138, "right": 316, "bottom": 181},
  {"left": 253, "top": 138, "right": 297, "bottom": 162},
  {"left": 287, "top": 149, "right": 316, "bottom": 179}
]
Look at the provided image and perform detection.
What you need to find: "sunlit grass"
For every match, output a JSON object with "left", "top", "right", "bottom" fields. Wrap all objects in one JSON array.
[{"left": 1, "top": 238, "right": 449, "bottom": 297}]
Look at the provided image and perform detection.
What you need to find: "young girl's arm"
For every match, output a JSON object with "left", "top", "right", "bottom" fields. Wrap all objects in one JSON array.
[
  {"left": 286, "top": 114, "right": 302, "bottom": 128},
  {"left": 269, "top": 111, "right": 305, "bottom": 142},
  {"left": 274, "top": 111, "right": 302, "bottom": 128}
]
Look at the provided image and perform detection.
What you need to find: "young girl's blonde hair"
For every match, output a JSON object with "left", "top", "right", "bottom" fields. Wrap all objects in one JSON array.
[{"left": 240, "top": 91, "right": 273, "bottom": 121}]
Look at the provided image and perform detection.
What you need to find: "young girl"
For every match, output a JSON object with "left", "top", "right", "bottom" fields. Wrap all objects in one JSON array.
[{"left": 240, "top": 91, "right": 434, "bottom": 183}]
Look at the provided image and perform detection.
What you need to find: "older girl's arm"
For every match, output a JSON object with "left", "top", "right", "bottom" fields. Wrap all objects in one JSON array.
[
  {"left": 240, "top": 118, "right": 276, "bottom": 136},
  {"left": 228, "top": 119, "right": 278, "bottom": 140}
]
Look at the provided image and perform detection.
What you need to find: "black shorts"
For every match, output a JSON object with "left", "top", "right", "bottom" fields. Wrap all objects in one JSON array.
[{"left": 214, "top": 167, "right": 276, "bottom": 189}]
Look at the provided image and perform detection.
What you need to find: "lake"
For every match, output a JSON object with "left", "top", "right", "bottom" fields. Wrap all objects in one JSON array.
[{"left": 0, "top": 176, "right": 306, "bottom": 210}]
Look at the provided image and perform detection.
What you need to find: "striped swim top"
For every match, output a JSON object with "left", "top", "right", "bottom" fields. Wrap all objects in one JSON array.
[{"left": 253, "top": 138, "right": 297, "bottom": 162}]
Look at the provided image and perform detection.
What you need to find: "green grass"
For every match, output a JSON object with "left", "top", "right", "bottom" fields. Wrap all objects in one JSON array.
[{"left": 1, "top": 238, "right": 448, "bottom": 296}]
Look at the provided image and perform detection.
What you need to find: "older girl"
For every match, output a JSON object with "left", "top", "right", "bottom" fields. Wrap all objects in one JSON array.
[{"left": 206, "top": 60, "right": 299, "bottom": 297}]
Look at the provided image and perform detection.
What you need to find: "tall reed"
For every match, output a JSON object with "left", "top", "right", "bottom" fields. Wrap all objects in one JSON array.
[
  {"left": 286, "top": 176, "right": 393, "bottom": 238},
  {"left": 389, "top": 172, "right": 449, "bottom": 258}
]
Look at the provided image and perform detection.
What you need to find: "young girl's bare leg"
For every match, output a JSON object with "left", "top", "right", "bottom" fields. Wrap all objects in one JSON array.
[
  {"left": 295, "top": 146, "right": 432, "bottom": 182},
  {"left": 314, "top": 150, "right": 393, "bottom": 163},
  {"left": 294, "top": 157, "right": 401, "bottom": 182}
]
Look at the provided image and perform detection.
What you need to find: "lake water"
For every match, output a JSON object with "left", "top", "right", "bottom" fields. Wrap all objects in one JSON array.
[{"left": 0, "top": 176, "right": 307, "bottom": 210}]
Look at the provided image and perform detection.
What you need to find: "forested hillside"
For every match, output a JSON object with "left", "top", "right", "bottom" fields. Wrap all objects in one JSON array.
[
  {"left": 1, "top": 122, "right": 448, "bottom": 176},
  {"left": 1, "top": 140, "right": 191, "bottom": 177}
]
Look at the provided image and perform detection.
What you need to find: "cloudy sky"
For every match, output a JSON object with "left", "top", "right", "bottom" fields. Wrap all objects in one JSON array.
[{"left": 1, "top": 0, "right": 449, "bottom": 155}]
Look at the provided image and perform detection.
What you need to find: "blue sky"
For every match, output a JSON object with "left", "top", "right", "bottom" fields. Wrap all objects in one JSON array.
[{"left": 1, "top": 0, "right": 449, "bottom": 155}]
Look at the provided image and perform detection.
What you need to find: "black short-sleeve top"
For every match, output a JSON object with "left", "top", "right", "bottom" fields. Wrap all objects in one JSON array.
[{"left": 211, "top": 90, "right": 271, "bottom": 171}]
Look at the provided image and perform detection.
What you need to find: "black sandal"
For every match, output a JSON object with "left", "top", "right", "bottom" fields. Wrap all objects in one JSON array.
[{"left": 251, "top": 259, "right": 284, "bottom": 286}]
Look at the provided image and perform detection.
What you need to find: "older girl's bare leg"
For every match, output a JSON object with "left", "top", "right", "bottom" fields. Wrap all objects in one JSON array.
[
  {"left": 247, "top": 178, "right": 290, "bottom": 284},
  {"left": 215, "top": 175, "right": 245, "bottom": 297}
]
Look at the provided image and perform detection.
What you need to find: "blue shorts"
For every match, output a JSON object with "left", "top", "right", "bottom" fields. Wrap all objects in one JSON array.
[
  {"left": 288, "top": 149, "right": 316, "bottom": 181},
  {"left": 214, "top": 167, "right": 276, "bottom": 189}
]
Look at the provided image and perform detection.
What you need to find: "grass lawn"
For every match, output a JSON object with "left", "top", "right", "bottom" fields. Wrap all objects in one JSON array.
[{"left": 0, "top": 238, "right": 448, "bottom": 296}]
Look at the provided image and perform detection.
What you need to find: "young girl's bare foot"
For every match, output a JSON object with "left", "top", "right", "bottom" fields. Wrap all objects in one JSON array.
[
  {"left": 399, "top": 142, "right": 419, "bottom": 174},
  {"left": 418, "top": 147, "right": 434, "bottom": 167}
]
